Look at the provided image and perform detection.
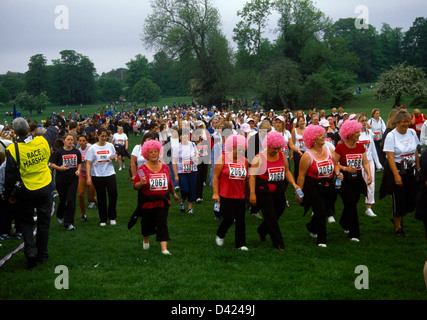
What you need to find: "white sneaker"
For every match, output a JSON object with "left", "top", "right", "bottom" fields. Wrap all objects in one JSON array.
[
  {"left": 251, "top": 213, "right": 262, "bottom": 219},
  {"left": 122, "top": 164, "right": 125, "bottom": 169},
  {"left": 118, "top": 167, "right": 122, "bottom": 171},
  {"left": 110, "top": 220, "right": 116, "bottom": 225},
  {"left": 328, "top": 216, "right": 336, "bottom": 223},
  {"left": 350, "top": 238, "right": 360, "bottom": 242},
  {"left": 238, "top": 246, "right": 249, "bottom": 251},
  {"left": 143, "top": 242, "right": 150, "bottom": 250},
  {"left": 100, "top": 222, "right": 107, "bottom": 227},
  {"left": 162, "top": 250, "right": 171, "bottom": 255},
  {"left": 318, "top": 243, "right": 327, "bottom": 248},
  {"left": 310, "top": 233, "right": 317, "bottom": 239},
  {"left": 57, "top": 218, "right": 64, "bottom": 224},
  {"left": 365, "top": 209, "right": 377, "bottom": 217},
  {"left": 215, "top": 236, "right": 224, "bottom": 247}
]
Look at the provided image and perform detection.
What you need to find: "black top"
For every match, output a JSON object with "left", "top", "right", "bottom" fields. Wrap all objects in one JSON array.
[{"left": 49, "top": 147, "right": 82, "bottom": 182}]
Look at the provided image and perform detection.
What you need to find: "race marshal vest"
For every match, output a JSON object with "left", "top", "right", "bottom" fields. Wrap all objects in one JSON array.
[{"left": 7, "top": 136, "right": 52, "bottom": 191}]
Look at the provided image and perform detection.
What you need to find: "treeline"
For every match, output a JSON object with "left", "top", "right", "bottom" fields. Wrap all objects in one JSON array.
[{"left": 0, "top": 0, "right": 426, "bottom": 111}]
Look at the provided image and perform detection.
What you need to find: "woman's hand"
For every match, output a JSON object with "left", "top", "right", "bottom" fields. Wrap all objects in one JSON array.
[
  {"left": 212, "top": 193, "right": 220, "bottom": 203},
  {"left": 249, "top": 193, "right": 256, "bottom": 206}
]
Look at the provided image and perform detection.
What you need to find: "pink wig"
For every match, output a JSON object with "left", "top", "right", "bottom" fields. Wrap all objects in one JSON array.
[
  {"left": 225, "top": 134, "right": 248, "bottom": 153},
  {"left": 303, "top": 125, "right": 326, "bottom": 149},
  {"left": 339, "top": 120, "right": 363, "bottom": 142},
  {"left": 262, "top": 131, "right": 286, "bottom": 149},
  {"left": 141, "top": 140, "right": 163, "bottom": 159}
]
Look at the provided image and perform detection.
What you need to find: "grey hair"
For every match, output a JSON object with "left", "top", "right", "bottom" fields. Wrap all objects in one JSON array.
[
  {"left": 394, "top": 109, "right": 411, "bottom": 125},
  {"left": 12, "top": 117, "right": 29, "bottom": 137}
]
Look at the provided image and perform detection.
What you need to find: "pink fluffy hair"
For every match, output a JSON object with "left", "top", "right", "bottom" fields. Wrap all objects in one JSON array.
[
  {"left": 262, "top": 131, "right": 286, "bottom": 149},
  {"left": 141, "top": 140, "right": 163, "bottom": 159},
  {"left": 225, "top": 134, "right": 248, "bottom": 153},
  {"left": 303, "top": 125, "right": 326, "bottom": 149},
  {"left": 339, "top": 120, "right": 363, "bottom": 142}
]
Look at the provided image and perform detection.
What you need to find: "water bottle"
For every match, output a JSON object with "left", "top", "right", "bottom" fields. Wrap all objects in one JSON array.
[
  {"left": 296, "top": 188, "right": 304, "bottom": 198},
  {"left": 214, "top": 201, "right": 220, "bottom": 213},
  {"left": 335, "top": 173, "right": 342, "bottom": 189}
]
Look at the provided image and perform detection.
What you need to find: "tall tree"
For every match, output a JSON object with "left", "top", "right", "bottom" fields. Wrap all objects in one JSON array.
[
  {"left": 402, "top": 17, "right": 427, "bottom": 72},
  {"left": 25, "top": 54, "right": 49, "bottom": 96},
  {"left": 142, "top": 0, "right": 233, "bottom": 105}
]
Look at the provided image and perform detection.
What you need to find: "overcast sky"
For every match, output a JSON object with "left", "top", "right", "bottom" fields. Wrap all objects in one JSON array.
[{"left": 0, "top": 0, "right": 425, "bottom": 75}]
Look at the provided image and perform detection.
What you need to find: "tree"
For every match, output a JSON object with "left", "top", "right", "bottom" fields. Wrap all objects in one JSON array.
[
  {"left": 15, "top": 91, "right": 35, "bottom": 113},
  {"left": 132, "top": 77, "right": 161, "bottom": 104},
  {"left": 101, "top": 77, "right": 123, "bottom": 102},
  {"left": 142, "top": 0, "right": 233, "bottom": 105},
  {"left": 125, "top": 54, "right": 151, "bottom": 90},
  {"left": 299, "top": 73, "right": 332, "bottom": 108},
  {"left": 0, "top": 86, "right": 10, "bottom": 103},
  {"left": 33, "top": 91, "right": 50, "bottom": 114},
  {"left": 402, "top": 17, "right": 427, "bottom": 72},
  {"left": 25, "top": 54, "right": 49, "bottom": 96},
  {"left": 373, "top": 63, "right": 426, "bottom": 106}
]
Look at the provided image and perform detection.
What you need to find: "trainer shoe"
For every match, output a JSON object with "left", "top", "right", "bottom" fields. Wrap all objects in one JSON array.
[
  {"left": 162, "top": 250, "right": 171, "bottom": 255},
  {"left": 143, "top": 242, "right": 150, "bottom": 250},
  {"left": 100, "top": 222, "right": 107, "bottom": 227},
  {"left": 110, "top": 220, "right": 117, "bottom": 225},
  {"left": 350, "top": 238, "right": 360, "bottom": 242},
  {"left": 318, "top": 243, "right": 327, "bottom": 248},
  {"left": 196, "top": 198, "right": 203, "bottom": 204},
  {"left": 180, "top": 203, "right": 185, "bottom": 213},
  {"left": 238, "top": 246, "right": 249, "bottom": 251},
  {"left": 328, "top": 216, "right": 336, "bottom": 223},
  {"left": 79, "top": 216, "right": 87, "bottom": 223},
  {"left": 57, "top": 218, "right": 64, "bottom": 224},
  {"left": 215, "top": 236, "right": 224, "bottom": 247},
  {"left": 66, "top": 224, "right": 76, "bottom": 231},
  {"left": 365, "top": 209, "right": 377, "bottom": 217},
  {"left": 119, "top": 167, "right": 122, "bottom": 171},
  {"left": 187, "top": 208, "right": 193, "bottom": 215},
  {"left": 251, "top": 213, "right": 262, "bottom": 219},
  {"left": 88, "top": 202, "right": 96, "bottom": 209}
]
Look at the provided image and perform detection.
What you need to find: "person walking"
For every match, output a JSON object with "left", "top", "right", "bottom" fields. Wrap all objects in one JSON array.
[
  {"left": 297, "top": 125, "right": 341, "bottom": 247},
  {"left": 334, "top": 120, "right": 372, "bottom": 242},
  {"left": 77, "top": 135, "right": 97, "bottom": 222},
  {"left": 291, "top": 116, "right": 307, "bottom": 181},
  {"left": 356, "top": 113, "right": 383, "bottom": 218},
  {"left": 249, "top": 131, "right": 301, "bottom": 251},
  {"left": 85, "top": 128, "right": 118, "bottom": 227},
  {"left": 368, "top": 108, "right": 387, "bottom": 165},
  {"left": 111, "top": 126, "right": 130, "bottom": 171},
  {"left": 49, "top": 133, "right": 82, "bottom": 231},
  {"left": 172, "top": 129, "right": 198, "bottom": 214},
  {"left": 212, "top": 135, "right": 249, "bottom": 251},
  {"left": 132, "top": 140, "right": 179, "bottom": 255},
  {"left": 380, "top": 109, "right": 420, "bottom": 237},
  {"left": 4, "top": 118, "right": 59, "bottom": 268}
]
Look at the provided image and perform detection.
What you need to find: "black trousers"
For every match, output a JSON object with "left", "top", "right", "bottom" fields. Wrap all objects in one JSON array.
[
  {"left": 140, "top": 205, "right": 170, "bottom": 242},
  {"left": 92, "top": 175, "right": 117, "bottom": 223},
  {"left": 257, "top": 190, "right": 287, "bottom": 249},
  {"left": 55, "top": 176, "right": 78, "bottom": 226},
  {"left": 0, "top": 199, "right": 20, "bottom": 235},
  {"left": 196, "top": 163, "right": 208, "bottom": 199},
  {"left": 216, "top": 197, "right": 246, "bottom": 248},
  {"left": 338, "top": 179, "right": 362, "bottom": 239},
  {"left": 16, "top": 183, "right": 54, "bottom": 260},
  {"left": 391, "top": 173, "right": 417, "bottom": 217}
]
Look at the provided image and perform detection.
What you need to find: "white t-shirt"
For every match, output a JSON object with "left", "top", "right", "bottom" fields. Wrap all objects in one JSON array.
[
  {"left": 383, "top": 128, "right": 419, "bottom": 165},
  {"left": 131, "top": 144, "right": 147, "bottom": 169},
  {"left": 86, "top": 143, "right": 117, "bottom": 177},
  {"left": 112, "top": 133, "right": 128, "bottom": 146},
  {"left": 172, "top": 142, "right": 198, "bottom": 174}
]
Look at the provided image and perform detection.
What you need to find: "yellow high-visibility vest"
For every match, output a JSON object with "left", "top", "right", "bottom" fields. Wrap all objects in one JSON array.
[{"left": 7, "top": 136, "right": 52, "bottom": 191}]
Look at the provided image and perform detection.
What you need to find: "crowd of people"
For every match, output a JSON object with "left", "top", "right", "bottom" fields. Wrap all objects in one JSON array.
[{"left": 0, "top": 103, "right": 427, "bottom": 269}]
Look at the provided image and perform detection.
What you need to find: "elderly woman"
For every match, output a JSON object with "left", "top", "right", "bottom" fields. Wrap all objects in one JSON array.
[
  {"left": 334, "top": 120, "right": 372, "bottom": 242},
  {"left": 249, "top": 131, "right": 301, "bottom": 251},
  {"left": 297, "top": 125, "right": 341, "bottom": 247},
  {"left": 212, "top": 135, "right": 249, "bottom": 250},
  {"left": 133, "top": 140, "right": 179, "bottom": 255},
  {"left": 380, "top": 109, "right": 420, "bottom": 237}
]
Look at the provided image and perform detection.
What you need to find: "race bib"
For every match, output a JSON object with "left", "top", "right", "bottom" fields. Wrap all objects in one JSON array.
[
  {"left": 358, "top": 140, "right": 370, "bottom": 152},
  {"left": 149, "top": 173, "right": 168, "bottom": 191},
  {"left": 183, "top": 161, "right": 194, "bottom": 173},
  {"left": 346, "top": 154, "right": 362, "bottom": 170},
  {"left": 62, "top": 154, "right": 78, "bottom": 168},
  {"left": 268, "top": 167, "right": 285, "bottom": 182},
  {"left": 96, "top": 150, "right": 111, "bottom": 163},
  {"left": 298, "top": 139, "right": 305, "bottom": 150},
  {"left": 416, "top": 123, "right": 423, "bottom": 132},
  {"left": 317, "top": 160, "right": 334, "bottom": 178},
  {"left": 373, "top": 132, "right": 382, "bottom": 141},
  {"left": 197, "top": 145, "right": 208, "bottom": 157},
  {"left": 400, "top": 153, "right": 415, "bottom": 169},
  {"left": 282, "top": 146, "right": 289, "bottom": 158},
  {"left": 228, "top": 163, "right": 247, "bottom": 180}
]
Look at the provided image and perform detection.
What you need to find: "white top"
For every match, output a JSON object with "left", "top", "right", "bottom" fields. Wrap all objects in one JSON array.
[
  {"left": 383, "top": 128, "right": 419, "bottom": 165},
  {"left": 368, "top": 117, "right": 386, "bottom": 141},
  {"left": 293, "top": 128, "right": 306, "bottom": 152},
  {"left": 358, "top": 129, "right": 383, "bottom": 169},
  {"left": 86, "top": 143, "right": 117, "bottom": 177},
  {"left": 277, "top": 130, "right": 292, "bottom": 158},
  {"left": 172, "top": 142, "right": 198, "bottom": 174},
  {"left": 420, "top": 121, "right": 427, "bottom": 147},
  {"left": 112, "top": 133, "right": 128, "bottom": 146},
  {"left": 131, "top": 144, "right": 147, "bottom": 169}
]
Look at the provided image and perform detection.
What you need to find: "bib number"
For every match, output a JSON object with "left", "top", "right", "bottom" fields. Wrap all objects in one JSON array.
[
  {"left": 149, "top": 173, "right": 168, "bottom": 191},
  {"left": 268, "top": 167, "right": 285, "bottom": 182}
]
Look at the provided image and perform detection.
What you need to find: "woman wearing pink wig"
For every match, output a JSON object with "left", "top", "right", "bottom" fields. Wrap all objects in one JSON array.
[
  {"left": 212, "top": 135, "right": 249, "bottom": 250},
  {"left": 249, "top": 131, "right": 301, "bottom": 251},
  {"left": 335, "top": 120, "right": 372, "bottom": 242},
  {"left": 133, "top": 140, "right": 180, "bottom": 255},
  {"left": 297, "top": 125, "right": 342, "bottom": 247}
]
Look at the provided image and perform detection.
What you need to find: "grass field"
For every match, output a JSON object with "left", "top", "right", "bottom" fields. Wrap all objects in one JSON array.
[{"left": 0, "top": 89, "right": 426, "bottom": 302}]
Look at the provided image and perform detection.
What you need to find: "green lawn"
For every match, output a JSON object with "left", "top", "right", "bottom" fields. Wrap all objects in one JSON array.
[{"left": 0, "top": 91, "right": 426, "bottom": 301}]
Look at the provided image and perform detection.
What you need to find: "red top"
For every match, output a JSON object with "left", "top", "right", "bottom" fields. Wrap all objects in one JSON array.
[
  {"left": 257, "top": 151, "right": 286, "bottom": 182},
  {"left": 335, "top": 142, "right": 366, "bottom": 179},
  {"left": 306, "top": 147, "right": 334, "bottom": 179},
  {"left": 218, "top": 154, "right": 247, "bottom": 199},
  {"left": 411, "top": 113, "right": 426, "bottom": 134},
  {"left": 133, "top": 163, "right": 173, "bottom": 209}
]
